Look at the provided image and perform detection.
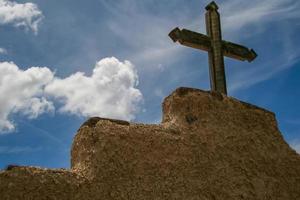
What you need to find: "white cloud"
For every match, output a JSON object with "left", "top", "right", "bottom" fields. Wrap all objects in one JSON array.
[
  {"left": 0, "top": 62, "right": 54, "bottom": 132},
  {"left": 221, "top": 0, "right": 300, "bottom": 34},
  {"left": 0, "top": 0, "right": 43, "bottom": 33},
  {"left": 0, "top": 57, "right": 142, "bottom": 133},
  {"left": 101, "top": 0, "right": 186, "bottom": 67},
  {"left": 45, "top": 57, "right": 142, "bottom": 120}
]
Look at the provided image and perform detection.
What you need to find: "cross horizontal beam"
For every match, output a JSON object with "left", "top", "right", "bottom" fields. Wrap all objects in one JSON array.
[{"left": 169, "top": 27, "right": 257, "bottom": 62}]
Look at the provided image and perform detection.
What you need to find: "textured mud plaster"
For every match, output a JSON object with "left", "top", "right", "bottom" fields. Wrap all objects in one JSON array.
[{"left": 1, "top": 87, "right": 300, "bottom": 200}]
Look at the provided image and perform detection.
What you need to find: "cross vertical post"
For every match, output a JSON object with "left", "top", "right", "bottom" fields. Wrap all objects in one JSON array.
[{"left": 205, "top": 2, "right": 227, "bottom": 94}]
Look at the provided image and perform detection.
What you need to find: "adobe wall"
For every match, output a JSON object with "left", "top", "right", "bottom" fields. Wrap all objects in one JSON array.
[{"left": 1, "top": 87, "right": 300, "bottom": 200}]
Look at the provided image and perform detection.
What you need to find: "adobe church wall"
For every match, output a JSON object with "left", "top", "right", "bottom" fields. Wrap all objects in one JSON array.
[
  {"left": 1, "top": 87, "right": 300, "bottom": 200},
  {"left": 71, "top": 87, "right": 300, "bottom": 199},
  {"left": 0, "top": 166, "right": 93, "bottom": 200}
]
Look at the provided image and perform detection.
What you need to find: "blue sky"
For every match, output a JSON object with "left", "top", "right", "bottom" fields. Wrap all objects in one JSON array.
[{"left": 0, "top": 0, "right": 299, "bottom": 169}]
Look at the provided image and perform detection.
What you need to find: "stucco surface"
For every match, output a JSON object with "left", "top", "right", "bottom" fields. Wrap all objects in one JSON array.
[{"left": 1, "top": 87, "right": 300, "bottom": 199}]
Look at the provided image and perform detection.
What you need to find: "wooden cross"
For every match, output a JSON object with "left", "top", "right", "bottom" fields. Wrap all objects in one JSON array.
[{"left": 169, "top": 1, "right": 257, "bottom": 95}]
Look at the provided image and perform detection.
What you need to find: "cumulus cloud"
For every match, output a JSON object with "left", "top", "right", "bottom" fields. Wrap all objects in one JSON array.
[
  {"left": 45, "top": 57, "right": 142, "bottom": 120},
  {"left": 0, "top": 62, "right": 54, "bottom": 132},
  {"left": 0, "top": 0, "right": 43, "bottom": 33},
  {"left": 0, "top": 57, "right": 142, "bottom": 133}
]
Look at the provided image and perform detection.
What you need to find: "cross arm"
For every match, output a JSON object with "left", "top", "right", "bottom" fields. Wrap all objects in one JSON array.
[
  {"left": 169, "top": 27, "right": 211, "bottom": 52},
  {"left": 169, "top": 27, "right": 257, "bottom": 62},
  {"left": 222, "top": 40, "right": 257, "bottom": 62}
]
